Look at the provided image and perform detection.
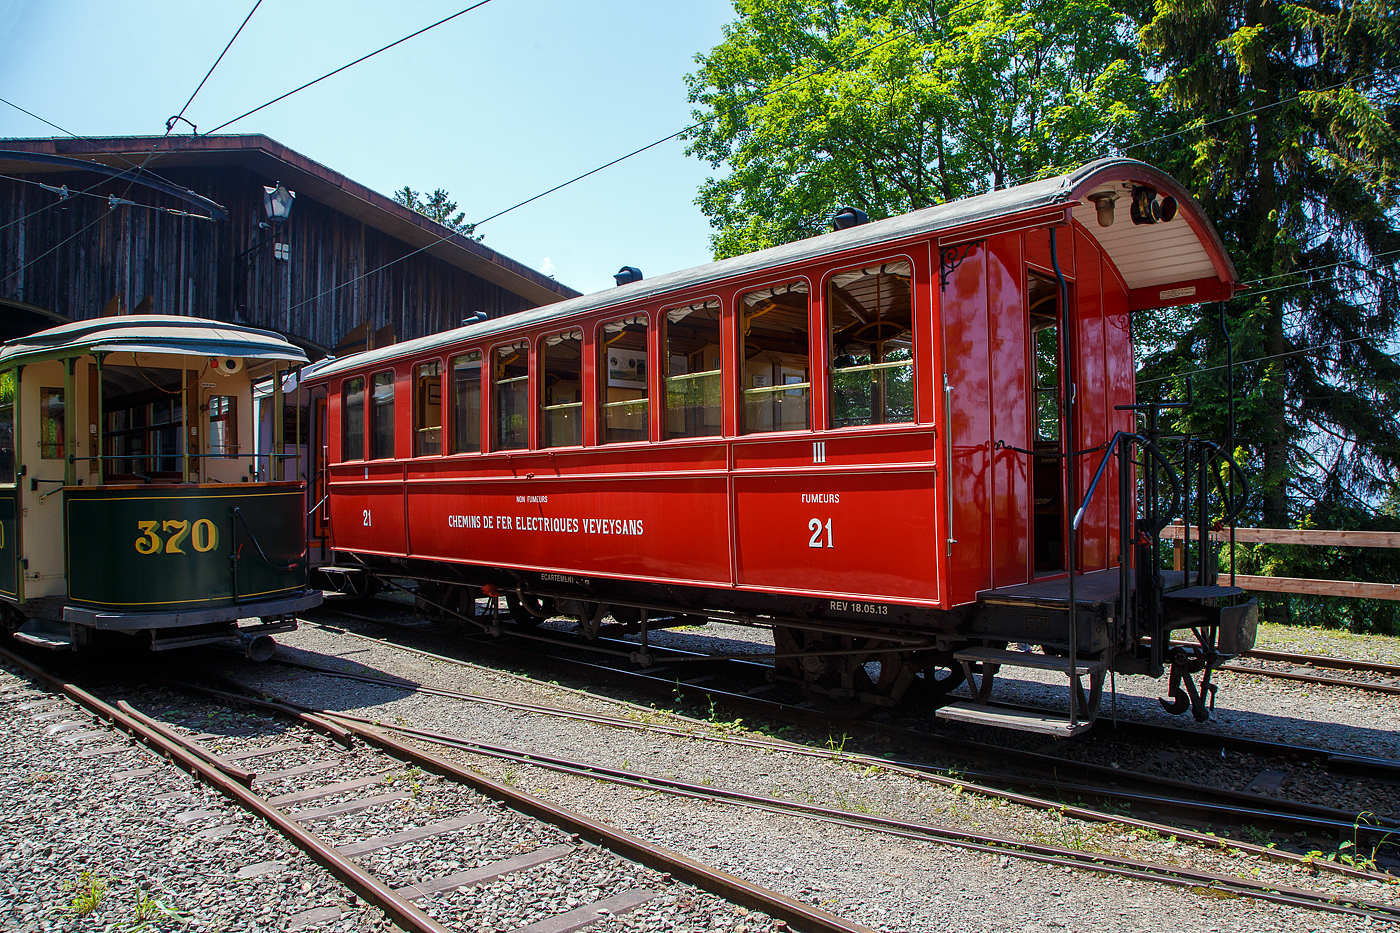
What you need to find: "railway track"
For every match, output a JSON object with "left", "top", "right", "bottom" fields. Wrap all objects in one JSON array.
[
  {"left": 0, "top": 644, "right": 872, "bottom": 933},
  {"left": 190, "top": 659, "right": 1400, "bottom": 923},
  {"left": 1225, "top": 647, "right": 1400, "bottom": 696},
  {"left": 305, "top": 603, "right": 1400, "bottom": 790},
  {"left": 257, "top": 615, "right": 1400, "bottom": 874}
]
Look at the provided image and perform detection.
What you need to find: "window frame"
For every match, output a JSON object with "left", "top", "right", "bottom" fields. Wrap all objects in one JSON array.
[
  {"left": 340, "top": 375, "right": 366, "bottom": 462},
  {"left": 660, "top": 295, "right": 725, "bottom": 442},
  {"left": 448, "top": 348, "right": 485, "bottom": 456},
  {"left": 596, "top": 313, "right": 651, "bottom": 446},
  {"left": 736, "top": 276, "right": 813, "bottom": 436},
  {"left": 490, "top": 339, "right": 531, "bottom": 452},
  {"left": 821, "top": 255, "right": 918, "bottom": 431},
  {"left": 413, "top": 358, "right": 444, "bottom": 458},
  {"left": 368, "top": 369, "right": 397, "bottom": 461},
  {"left": 539, "top": 328, "right": 585, "bottom": 450}
]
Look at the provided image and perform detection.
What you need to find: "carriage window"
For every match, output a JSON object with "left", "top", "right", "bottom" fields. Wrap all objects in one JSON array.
[
  {"left": 450, "top": 351, "right": 482, "bottom": 454},
  {"left": 663, "top": 299, "right": 721, "bottom": 439},
  {"left": 342, "top": 377, "right": 365, "bottom": 461},
  {"left": 369, "top": 371, "right": 395, "bottom": 459},
  {"left": 1034, "top": 323, "right": 1060, "bottom": 440},
  {"left": 828, "top": 261, "right": 914, "bottom": 427},
  {"left": 414, "top": 361, "right": 442, "bottom": 457},
  {"left": 741, "top": 281, "right": 810, "bottom": 434},
  {"left": 600, "top": 316, "right": 648, "bottom": 444},
  {"left": 40, "top": 387, "right": 65, "bottom": 459},
  {"left": 493, "top": 342, "right": 529, "bottom": 450},
  {"left": 0, "top": 371, "right": 13, "bottom": 483},
  {"left": 541, "top": 330, "right": 583, "bottom": 448},
  {"left": 208, "top": 396, "right": 238, "bottom": 457}
]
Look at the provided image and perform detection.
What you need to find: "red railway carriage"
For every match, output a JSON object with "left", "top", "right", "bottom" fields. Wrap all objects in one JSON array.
[{"left": 305, "top": 158, "right": 1257, "bottom": 736}]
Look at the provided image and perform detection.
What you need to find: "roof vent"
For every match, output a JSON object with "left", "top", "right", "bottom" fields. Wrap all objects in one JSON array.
[
  {"left": 831, "top": 207, "right": 869, "bottom": 231},
  {"left": 614, "top": 266, "right": 643, "bottom": 286},
  {"left": 461, "top": 310, "right": 488, "bottom": 326}
]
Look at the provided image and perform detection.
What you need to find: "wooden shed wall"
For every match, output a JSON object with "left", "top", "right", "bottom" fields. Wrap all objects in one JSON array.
[{"left": 0, "top": 165, "right": 537, "bottom": 348}]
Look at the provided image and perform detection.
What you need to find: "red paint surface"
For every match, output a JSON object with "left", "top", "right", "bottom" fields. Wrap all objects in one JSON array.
[
  {"left": 987, "top": 233, "right": 1030, "bottom": 588},
  {"left": 940, "top": 243, "right": 993, "bottom": 605},
  {"left": 311, "top": 190, "right": 1208, "bottom": 610}
]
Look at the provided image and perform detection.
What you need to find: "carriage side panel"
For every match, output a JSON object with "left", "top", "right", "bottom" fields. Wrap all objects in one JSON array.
[
  {"left": 987, "top": 232, "right": 1031, "bottom": 589},
  {"left": 940, "top": 242, "right": 993, "bottom": 606}
]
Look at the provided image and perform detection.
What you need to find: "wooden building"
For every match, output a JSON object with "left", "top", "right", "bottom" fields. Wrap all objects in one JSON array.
[{"left": 0, "top": 135, "right": 579, "bottom": 349}]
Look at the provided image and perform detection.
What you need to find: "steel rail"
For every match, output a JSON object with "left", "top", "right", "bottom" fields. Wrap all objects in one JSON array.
[
  {"left": 1221, "top": 647, "right": 1400, "bottom": 696},
  {"left": 229, "top": 650, "right": 1397, "bottom": 883},
  {"left": 0, "top": 645, "right": 453, "bottom": 933},
  {"left": 1242, "top": 648, "right": 1400, "bottom": 677},
  {"left": 193, "top": 674, "right": 1400, "bottom": 923},
  {"left": 308, "top": 607, "right": 1400, "bottom": 780},
  {"left": 293, "top": 615, "right": 1400, "bottom": 823},
  {"left": 353, "top": 719, "right": 1400, "bottom": 923}
]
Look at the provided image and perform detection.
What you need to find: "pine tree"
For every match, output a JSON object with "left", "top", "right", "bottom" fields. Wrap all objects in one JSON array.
[{"left": 1138, "top": 0, "right": 1400, "bottom": 629}]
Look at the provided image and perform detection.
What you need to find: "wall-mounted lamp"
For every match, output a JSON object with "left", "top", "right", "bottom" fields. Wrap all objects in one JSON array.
[
  {"left": 263, "top": 183, "right": 296, "bottom": 224},
  {"left": 1086, "top": 192, "right": 1117, "bottom": 227}
]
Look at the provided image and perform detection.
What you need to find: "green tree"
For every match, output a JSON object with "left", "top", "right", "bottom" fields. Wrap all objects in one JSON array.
[
  {"left": 1137, "top": 0, "right": 1400, "bottom": 630},
  {"left": 684, "top": 0, "right": 1160, "bottom": 258},
  {"left": 392, "top": 186, "right": 482, "bottom": 241}
]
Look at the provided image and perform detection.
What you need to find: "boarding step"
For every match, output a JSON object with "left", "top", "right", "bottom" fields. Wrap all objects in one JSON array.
[
  {"left": 12, "top": 618, "right": 72, "bottom": 650},
  {"left": 935, "top": 701, "right": 1093, "bottom": 737},
  {"left": 954, "top": 647, "right": 1105, "bottom": 677},
  {"left": 1166, "top": 585, "right": 1245, "bottom": 601}
]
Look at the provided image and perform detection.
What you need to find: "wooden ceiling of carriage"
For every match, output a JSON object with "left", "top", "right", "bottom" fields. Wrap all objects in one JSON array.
[{"left": 0, "top": 135, "right": 578, "bottom": 354}]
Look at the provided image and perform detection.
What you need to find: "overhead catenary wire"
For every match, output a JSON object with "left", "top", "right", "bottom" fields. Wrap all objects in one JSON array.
[
  {"left": 0, "top": 0, "right": 495, "bottom": 236},
  {"left": 283, "top": 24, "right": 926, "bottom": 316},
  {"left": 169, "top": 0, "right": 264, "bottom": 133},
  {"left": 201, "top": 0, "right": 497, "bottom": 137},
  {"left": 0, "top": 172, "right": 215, "bottom": 222}
]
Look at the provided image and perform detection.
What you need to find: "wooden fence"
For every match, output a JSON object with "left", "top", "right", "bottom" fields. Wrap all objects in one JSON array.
[{"left": 1161, "top": 523, "right": 1400, "bottom": 601}]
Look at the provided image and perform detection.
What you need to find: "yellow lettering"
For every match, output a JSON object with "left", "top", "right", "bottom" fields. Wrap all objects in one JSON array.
[
  {"left": 163, "top": 520, "right": 191, "bottom": 554},
  {"left": 135, "top": 521, "right": 161, "bottom": 555},
  {"left": 192, "top": 518, "right": 218, "bottom": 553}
]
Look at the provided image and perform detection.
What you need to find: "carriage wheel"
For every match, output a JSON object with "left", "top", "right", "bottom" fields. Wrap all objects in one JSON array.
[
  {"left": 796, "top": 634, "right": 913, "bottom": 718},
  {"left": 506, "top": 592, "right": 552, "bottom": 628}
]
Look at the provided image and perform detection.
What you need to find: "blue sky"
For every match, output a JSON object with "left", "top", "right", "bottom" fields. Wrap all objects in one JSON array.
[{"left": 0, "top": 0, "right": 736, "bottom": 294}]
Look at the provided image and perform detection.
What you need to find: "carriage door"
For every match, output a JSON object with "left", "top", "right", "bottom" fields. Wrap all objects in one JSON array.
[
  {"left": 311, "top": 395, "right": 329, "bottom": 561},
  {"left": 1027, "top": 270, "right": 1067, "bottom": 575}
]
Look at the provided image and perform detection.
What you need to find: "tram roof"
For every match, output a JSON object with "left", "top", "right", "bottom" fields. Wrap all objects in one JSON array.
[
  {"left": 307, "top": 157, "right": 1238, "bottom": 381},
  {"left": 0, "top": 314, "right": 309, "bottom": 368}
]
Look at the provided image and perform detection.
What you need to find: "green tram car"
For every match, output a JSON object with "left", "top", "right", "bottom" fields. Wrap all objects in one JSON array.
[{"left": 0, "top": 316, "right": 322, "bottom": 655}]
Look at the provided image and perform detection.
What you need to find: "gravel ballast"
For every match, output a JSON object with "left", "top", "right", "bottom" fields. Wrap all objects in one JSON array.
[{"left": 240, "top": 614, "right": 1400, "bottom": 933}]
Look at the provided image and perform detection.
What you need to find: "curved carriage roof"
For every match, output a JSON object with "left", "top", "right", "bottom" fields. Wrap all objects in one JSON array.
[
  {"left": 0, "top": 314, "right": 309, "bottom": 368},
  {"left": 309, "top": 157, "right": 1238, "bottom": 382}
]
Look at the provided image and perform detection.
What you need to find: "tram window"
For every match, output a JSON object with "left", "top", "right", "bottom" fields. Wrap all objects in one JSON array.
[
  {"left": 100, "top": 366, "right": 185, "bottom": 476},
  {"left": 342, "top": 377, "right": 365, "bottom": 461},
  {"left": 740, "top": 281, "right": 810, "bottom": 434},
  {"left": 414, "top": 361, "right": 442, "bottom": 457},
  {"left": 369, "top": 371, "right": 395, "bottom": 459},
  {"left": 40, "top": 387, "right": 65, "bottom": 459},
  {"left": 207, "top": 396, "right": 238, "bottom": 457},
  {"left": 600, "top": 316, "right": 648, "bottom": 444},
  {"left": 828, "top": 261, "right": 914, "bottom": 428},
  {"left": 493, "top": 342, "right": 529, "bottom": 450},
  {"left": 662, "top": 299, "right": 721, "bottom": 439},
  {"left": 450, "top": 351, "right": 482, "bottom": 454},
  {"left": 541, "top": 330, "right": 583, "bottom": 448},
  {"left": 149, "top": 397, "right": 182, "bottom": 472},
  {"left": 0, "top": 371, "right": 13, "bottom": 483}
]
